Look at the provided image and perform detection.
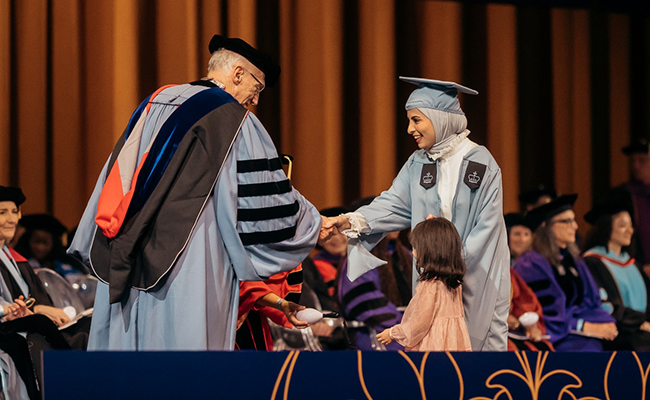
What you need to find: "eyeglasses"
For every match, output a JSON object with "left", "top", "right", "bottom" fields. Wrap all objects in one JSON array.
[
  {"left": 551, "top": 218, "right": 577, "bottom": 225},
  {"left": 244, "top": 68, "right": 265, "bottom": 95}
]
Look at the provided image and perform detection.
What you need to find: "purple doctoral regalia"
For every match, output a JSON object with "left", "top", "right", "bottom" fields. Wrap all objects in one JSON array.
[
  {"left": 514, "top": 250, "right": 615, "bottom": 351},
  {"left": 338, "top": 260, "right": 403, "bottom": 351}
]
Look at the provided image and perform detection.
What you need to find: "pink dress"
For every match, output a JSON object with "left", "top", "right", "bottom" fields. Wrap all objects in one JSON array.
[{"left": 390, "top": 279, "right": 471, "bottom": 351}]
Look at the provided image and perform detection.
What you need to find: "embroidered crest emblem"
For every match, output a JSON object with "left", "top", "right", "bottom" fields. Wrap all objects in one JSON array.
[
  {"left": 420, "top": 164, "right": 436, "bottom": 189},
  {"left": 464, "top": 161, "right": 486, "bottom": 190},
  {"left": 467, "top": 171, "right": 480, "bottom": 185}
]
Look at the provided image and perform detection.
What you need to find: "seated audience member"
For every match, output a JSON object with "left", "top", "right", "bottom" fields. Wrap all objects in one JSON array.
[
  {"left": 0, "top": 186, "right": 90, "bottom": 349},
  {"left": 582, "top": 194, "right": 650, "bottom": 351},
  {"left": 0, "top": 186, "right": 74, "bottom": 399},
  {"left": 337, "top": 197, "right": 413, "bottom": 351},
  {"left": 236, "top": 265, "right": 308, "bottom": 351},
  {"left": 514, "top": 194, "right": 617, "bottom": 351},
  {"left": 505, "top": 213, "right": 533, "bottom": 265},
  {"left": 518, "top": 185, "right": 557, "bottom": 212},
  {"left": 15, "top": 214, "right": 88, "bottom": 283},
  {"left": 504, "top": 213, "right": 554, "bottom": 351}
]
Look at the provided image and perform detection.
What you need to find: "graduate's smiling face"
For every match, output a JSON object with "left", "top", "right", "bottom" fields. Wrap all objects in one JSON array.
[
  {"left": 550, "top": 209, "right": 578, "bottom": 248},
  {"left": 407, "top": 109, "right": 436, "bottom": 150},
  {"left": 609, "top": 211, "right": 634, "bottom": 248},
  {"left": 0, "top": 201, "right": 20, "bottom": 246}
]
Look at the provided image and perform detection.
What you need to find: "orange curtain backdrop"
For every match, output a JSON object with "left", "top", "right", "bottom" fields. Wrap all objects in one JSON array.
[
  {"left": 486, "top": 4, "right": 518, "bottom": 214},
  {"left": 279, "top": 0, "right": 345, "bottom": 208},
  {"left": 0, "top": 0, "right": 10, "bottom": 186},
  {"left": 15, "top": 1, "right": 49, "bottom": 214},
  {"left": 417, "top": 1, "right": 462, "bottom": 82},
  {"left": 551, "top": 9, "right": 592, "bottom": 231},
  {"left": 358, "top": 0, "right": 397, "bottom": 198},
  {"left": 51, "top": 0, "right": 85, "bottom": 223},
  {"left": 0, "top": 0, "right": 647, "bottom": 239}
]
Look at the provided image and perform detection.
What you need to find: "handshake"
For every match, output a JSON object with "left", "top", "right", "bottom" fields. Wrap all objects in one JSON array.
[{"left": 318, "top": 215, "right": 351, "bottom": 245}]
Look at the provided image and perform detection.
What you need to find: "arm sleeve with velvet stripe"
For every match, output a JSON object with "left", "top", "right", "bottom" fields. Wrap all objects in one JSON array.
[
  {"left": 390, "top": 281, "right": 436, "bottom": 348},
  {"left": 215, "top": 113, "right": 321, "bottom": 281}
]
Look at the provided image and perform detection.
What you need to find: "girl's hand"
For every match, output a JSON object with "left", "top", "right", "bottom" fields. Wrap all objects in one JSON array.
[
  {"left": 376, "top": 329, "right": 393, "bottom": 345},
  {"left": 507, "top": 314, "right": 520, "bottom": 331},
  {"left": 525, "top": 324, "right": 543, "bottom": 342}
]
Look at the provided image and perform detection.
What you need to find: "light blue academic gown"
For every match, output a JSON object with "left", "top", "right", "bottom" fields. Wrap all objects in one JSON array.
[
  {"left": 347, "top": 146, "right": 510, "bottom": 351},
  {"left": 68, "top": 84, "right": 321, "bottom": 351}
]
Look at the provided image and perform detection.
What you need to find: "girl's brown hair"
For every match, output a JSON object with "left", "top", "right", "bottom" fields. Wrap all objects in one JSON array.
[{"left": 408, "top": 218, "right": 466, "bottom": 289}]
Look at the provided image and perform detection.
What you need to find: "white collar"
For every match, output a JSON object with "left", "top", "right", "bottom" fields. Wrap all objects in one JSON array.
[{"left": 426, "top": 130, "right": 471, "bottom": 161}]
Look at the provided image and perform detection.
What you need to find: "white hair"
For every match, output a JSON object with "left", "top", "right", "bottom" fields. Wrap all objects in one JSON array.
[{"left": 208, "top": 48, "right": 248, "bottom": 74}]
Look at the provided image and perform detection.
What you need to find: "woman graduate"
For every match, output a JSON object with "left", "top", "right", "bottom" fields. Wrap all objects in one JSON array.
[{"left": 323, "top": 77, "right": 510, "bottom": 351}]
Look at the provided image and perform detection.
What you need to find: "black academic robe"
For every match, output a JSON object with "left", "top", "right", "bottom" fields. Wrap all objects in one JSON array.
[{"left": 584, "top": 255, "right": 650, "bottom": 351}]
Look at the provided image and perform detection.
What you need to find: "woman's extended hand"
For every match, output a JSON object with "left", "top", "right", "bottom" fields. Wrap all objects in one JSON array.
[{"left": 376, "top": 328, "right": 393, "bottom": 345}]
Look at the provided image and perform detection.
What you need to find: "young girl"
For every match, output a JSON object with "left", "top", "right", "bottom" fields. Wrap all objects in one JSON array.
[{"left": 376, "top": 218, "right": 472, "bottom": 351}]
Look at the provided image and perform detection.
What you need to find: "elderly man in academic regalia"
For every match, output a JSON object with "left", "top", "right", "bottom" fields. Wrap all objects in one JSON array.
[
  {"left": 68, "top": 35, "right": 322, "bottom": 351},
  {"left": 323, "top": 77, "right": 510, "bottom": 351}
]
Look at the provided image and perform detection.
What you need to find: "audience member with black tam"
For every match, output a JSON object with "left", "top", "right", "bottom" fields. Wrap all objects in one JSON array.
[
  {"left": 0, "top": 186, "right": 79, "bottom": 400},
  {"left": 582, "top": 192, "right": 650, "bottom": 351},
  {"left": 514, "top": 194, "right": 617, "bottom": 351}
]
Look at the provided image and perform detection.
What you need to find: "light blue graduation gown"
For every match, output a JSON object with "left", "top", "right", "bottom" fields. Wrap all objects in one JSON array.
[
  {"left": 68, "top": 84, "right": 321, "bottom": 351},
  {"left": 347, "top": 146, "right": 510, "bottom": 351}
]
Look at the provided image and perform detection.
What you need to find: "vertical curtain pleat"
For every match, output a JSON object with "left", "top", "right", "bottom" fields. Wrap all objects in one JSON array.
[
  {"left": 418, "top": 1, "right": 462, "bottom": 81},
  {"left": 0, "top": 1, "right": 10, "bottom": 185},
  {"left": 15, "top": 1, "right": 48, "bottom": 213},
  {"left": 81, "top": 1, "right": 116, "bottom": 197},
  {"left": 278, "top": 0, "right": 344, "bottom": 207},
  {"left": 551, "top": 9, "right": 592, "bottom": 228},
  {"left": 51, "top": 0, "right": 84, "bottom": 227},
  {"left": 358, "top": 0, "right": 397, "bottom": 198},
  {"left": 487, "top": 4, "right": 519, "bottom": 213},
  {"left": 0, "top": 0, "right": 646, "bottom": 239}
]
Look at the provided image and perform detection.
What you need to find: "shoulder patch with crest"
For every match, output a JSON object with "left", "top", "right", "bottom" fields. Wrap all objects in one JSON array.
[
  {"left": 420, "top": 164, "right": 437, "bottom": 189},
  {"left": 464, "top": 161, "right": 486, "bottom": 190}
]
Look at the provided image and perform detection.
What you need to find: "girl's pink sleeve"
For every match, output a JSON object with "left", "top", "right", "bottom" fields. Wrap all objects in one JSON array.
[{"left": 390, "top": 281, "right": 438, "bottom": 348}]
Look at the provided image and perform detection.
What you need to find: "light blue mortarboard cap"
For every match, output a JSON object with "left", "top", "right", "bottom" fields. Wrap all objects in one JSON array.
[{"left": 400, "top": 76, "right": 478, "bottom": 115}]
